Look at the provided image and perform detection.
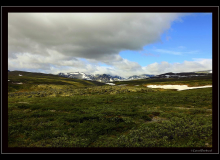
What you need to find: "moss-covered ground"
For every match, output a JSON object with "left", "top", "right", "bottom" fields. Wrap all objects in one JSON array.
[{"left": 8, "top": 71, "right": 212, "bottom": 147}]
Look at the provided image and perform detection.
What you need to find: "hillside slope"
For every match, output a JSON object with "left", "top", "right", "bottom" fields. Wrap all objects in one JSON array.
[{"left": 8, "top": 71, "right": 105, "bottom": 93}]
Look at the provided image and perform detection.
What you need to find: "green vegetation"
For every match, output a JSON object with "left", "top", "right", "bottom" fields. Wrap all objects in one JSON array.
[
  {"left": 8, "top": 71, "right": 212, "bottom": 147},
  {"left": 8, "top": 71, "right": 104, "bottom": 92}
]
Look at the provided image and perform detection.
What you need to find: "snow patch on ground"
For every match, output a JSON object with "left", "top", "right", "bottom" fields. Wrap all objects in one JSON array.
[
  {"left": 106, "top": 83, "right": 116, "bottom": 85},
  {"left": 12, "top": 82, "right": 23, "bottom": 84},
  {"left": 146, "top": 85, "right": 212, "bottom": 91}
]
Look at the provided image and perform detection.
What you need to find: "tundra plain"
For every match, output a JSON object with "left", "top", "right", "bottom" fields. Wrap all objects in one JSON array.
[{"left": 8, "top": 71, "right": 212, "bottom": 147}]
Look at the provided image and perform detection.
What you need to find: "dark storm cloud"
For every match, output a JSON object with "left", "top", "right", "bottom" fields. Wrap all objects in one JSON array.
[{"left": 8, "top": 13, "right": 183, "bottom": 60}]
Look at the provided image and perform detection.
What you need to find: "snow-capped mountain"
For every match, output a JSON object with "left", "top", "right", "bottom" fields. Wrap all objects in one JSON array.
[
  {"left": 152, "top": 70, "right": 212, "bottom": 79},
  {"left": 58, "top": 72, "right": 125, "bottom": 82},
  {"left": 127, "top": 74, "right": 154, "bottom": 80},
  {"left": 57, "top": 72, "right": 154, "bottom": 83},
  {"left": 92, "top": 74, "right": 114, "bottom": 83},
  {"left": 58, "top": 70, "right": 212, "bottom": 83},
  {"left": 58, "top": 72, "right": 92, "bottom": 80}
]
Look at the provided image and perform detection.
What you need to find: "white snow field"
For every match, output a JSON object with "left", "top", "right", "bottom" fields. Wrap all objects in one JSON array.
[
  {"left": 146, "top": 85, "right": 212, "bottom": 91},
  {"left": 105, "top": 83, "right": 116, "bottom": 85}
]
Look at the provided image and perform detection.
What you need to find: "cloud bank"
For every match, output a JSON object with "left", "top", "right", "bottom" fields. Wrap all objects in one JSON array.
[{"left": 8, "top": 13, "right": 211, "bottom": 77}]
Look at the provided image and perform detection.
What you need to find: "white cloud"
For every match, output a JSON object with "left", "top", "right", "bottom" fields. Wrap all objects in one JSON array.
[
  {"left": 9, "top": 52, "right": 212, "bottom": 77},
  {"left": 154, "top": 49, "right": 182, "bottom": 55},
  {"left": 153, "top": 48, "right": 199, "bottom": 55},
  {"left": 141, "top": 59, "right": 212, "bottom": 75},
  {"left": 8, "top": 52, "right": 86, "bottom": 72}
]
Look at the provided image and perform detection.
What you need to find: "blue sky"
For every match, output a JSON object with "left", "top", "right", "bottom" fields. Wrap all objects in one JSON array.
[
  {"left": 119, "top": 13, "right": 212, "bottom": 67},
  {"left": 8, "top": 13, "right": 212, "bottom": 77}
]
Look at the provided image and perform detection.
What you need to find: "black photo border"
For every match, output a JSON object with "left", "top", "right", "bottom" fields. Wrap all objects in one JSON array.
[{"left": 1, "top": 6, "right": 219, "bottom": 154}]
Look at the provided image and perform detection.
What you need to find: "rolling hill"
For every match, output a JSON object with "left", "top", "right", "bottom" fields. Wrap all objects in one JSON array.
[{"left": 8, "top": 71, "right": 105, "bottom": 93}]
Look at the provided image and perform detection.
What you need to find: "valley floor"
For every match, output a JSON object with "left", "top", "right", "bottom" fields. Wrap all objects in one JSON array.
[{"left": 8, "top": 85, "right": 212, "bottom": 148}]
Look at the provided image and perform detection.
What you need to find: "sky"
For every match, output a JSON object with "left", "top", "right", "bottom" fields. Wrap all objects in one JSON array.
[{"left": 8, "top": 13, "right": 212, "bottom": 78}]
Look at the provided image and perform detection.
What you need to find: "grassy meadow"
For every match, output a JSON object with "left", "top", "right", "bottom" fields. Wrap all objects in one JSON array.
[{"left": 8, "top": 71, "right": 212, "bottom": 147}]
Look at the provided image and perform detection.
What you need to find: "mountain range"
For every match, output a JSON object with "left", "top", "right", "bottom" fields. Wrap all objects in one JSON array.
[
  {"left": 58, "top": 72, "right": 156, "bottom": 83},
  {"left": 57, "top": 70, "right": 212, "bottom": 83},
  {"left": 58, "top": 72, "right": 127, "bottom": 83}
]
